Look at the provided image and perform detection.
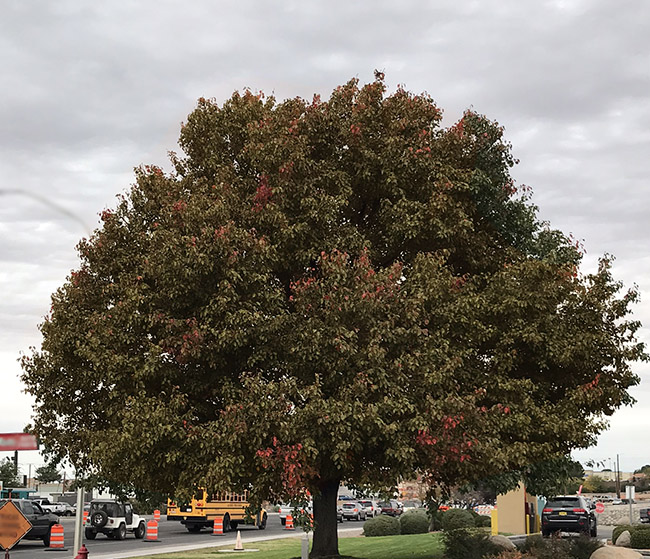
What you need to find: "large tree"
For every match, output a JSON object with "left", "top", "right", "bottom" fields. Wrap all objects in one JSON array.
[
  {"left": 34, "top": 461, "right": 62, "bottom": 484},
  {"left": 22, "top": 74, "right": 644, "bottom": 557},
  {"left": 0, "top": 458, "right": 20, "bottom": 488}
]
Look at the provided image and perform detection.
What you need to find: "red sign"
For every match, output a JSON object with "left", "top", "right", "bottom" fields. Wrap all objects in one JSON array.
[
  {"left": 0, "top": 433, "right": 38, "bottom": 451},
  {"left": 595, "top": 502, "right": 605, "bottom": 514}
]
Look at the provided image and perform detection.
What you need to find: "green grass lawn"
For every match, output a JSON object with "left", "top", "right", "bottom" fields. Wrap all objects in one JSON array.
[{"left": 135, "top": 532, "right": 444, "bottom": 559}]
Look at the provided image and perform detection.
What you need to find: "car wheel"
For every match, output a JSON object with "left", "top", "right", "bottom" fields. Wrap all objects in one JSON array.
[
  {"left": 91, "top": 510, "right": 109, "bottom": 528},
  {"left": 281, "top": 517, "right": 286, "bottom": 526},
  {"left": 135, "top": 521, "right": 146, "bottom": 539},
  {"left": 541, "top": 529, "right": 550, "bottom": 537},
  {"left": 84, "top": 528, "right": 96, "bottom": 540},
  {"left": 42, "top": 526, "right": 52, "bottom": 547},
  {"left": 258, "top": 512, "right": 267, "bottom": 530},
  {"left": 116, "top": 523, "right": 127, "bottom": 540}
]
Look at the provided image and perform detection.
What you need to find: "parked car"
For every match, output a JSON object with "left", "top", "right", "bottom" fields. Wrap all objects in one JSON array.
[
  {"left": 541, "top": 495, "right": 597, "bottom": 537},
  {"left": 340, "top": 501, "right": 367, "bottom": 521},
  {"left": 379, "top": 500, "right": 403, "bottom": 516},
  {"left": 84, "top": 499, "right": 146, "bottom": 540},
  {"left": 357, "top": 499, "right": 380, "bottom": 518},
  {"left": 0, "top": 499, "right": 59, "bottom": 546},
  {"left": 401, "top": 499, "right": 421, "bottom": 511},
  {"left": 641, "top": 508, "right": 650, "bottom": 524},
  {"left": 336, "top": 505, "right": 344, "bottom": 523},
  {"left": 57, "top": 502, "right": 76, "bottom": 516},
  {"left": 278, "top": 501, "right": 312, "bottom": 525}
]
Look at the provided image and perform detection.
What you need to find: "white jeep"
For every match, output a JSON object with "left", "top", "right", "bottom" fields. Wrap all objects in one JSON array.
[{"left": 84, "top": 499, "right": 146, "bottom": 540}]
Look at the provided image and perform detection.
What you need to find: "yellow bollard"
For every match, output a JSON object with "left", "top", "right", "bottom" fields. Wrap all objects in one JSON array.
[
  {"left": 491, "top": 508, "right": 498, "bottom": 536},
  {"left": 526, "top": 515, "right": 530, "bottom": 534}
]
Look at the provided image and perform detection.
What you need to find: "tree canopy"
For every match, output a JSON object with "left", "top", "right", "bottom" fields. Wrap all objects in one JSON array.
[
  {"left": 34, "top": 461, "right": 62, "bottom": 484},
  {"left": 21, "top": 74, "right": 645, "bottom": 557},
  {"left": 0, "top": 458, "right": 20, "bottom": 488}
]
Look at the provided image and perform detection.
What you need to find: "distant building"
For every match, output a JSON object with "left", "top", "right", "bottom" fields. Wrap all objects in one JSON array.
[{"left": 583, "top": 469, "right": 634, "bottom": 482}]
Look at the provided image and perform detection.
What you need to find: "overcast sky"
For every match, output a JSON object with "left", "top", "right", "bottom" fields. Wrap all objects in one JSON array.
[{"left": 1, "top": 0, "right": 648, "bottom": 475}]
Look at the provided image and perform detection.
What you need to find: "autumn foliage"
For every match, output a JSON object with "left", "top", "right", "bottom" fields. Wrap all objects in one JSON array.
[{"left": 21, "top": 74, "right": 645, "bottom": 557}]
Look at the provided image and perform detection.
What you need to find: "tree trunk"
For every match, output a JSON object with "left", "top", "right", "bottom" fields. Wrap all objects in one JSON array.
[{"left": 310, "top": 479, "right": 340, "bottom": 558}]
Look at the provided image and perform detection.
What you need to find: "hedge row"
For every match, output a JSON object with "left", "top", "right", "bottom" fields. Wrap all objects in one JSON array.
[
  {"left": 612, "top": 524, "right": 650, "bottom": 548},
  {"left": 363, "top": 510, "right": 429, "bottom": 537}
]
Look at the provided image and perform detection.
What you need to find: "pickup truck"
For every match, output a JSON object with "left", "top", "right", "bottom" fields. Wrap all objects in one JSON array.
[
  {"left": 32, "top": 498, "right": 66, "bottom": 515},
  {"left": 0, "top": 499, "right": 59, "bottom": 546},
  {"left": 641, "top": 508, "right": 650, "bottom": 523}
]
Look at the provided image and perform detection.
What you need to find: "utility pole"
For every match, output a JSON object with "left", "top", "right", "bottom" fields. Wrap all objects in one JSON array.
[{"left": 616, "top": 454, "right": 621, "bottom": 499}]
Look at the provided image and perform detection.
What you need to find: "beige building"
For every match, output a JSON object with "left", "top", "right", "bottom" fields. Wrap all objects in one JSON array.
[{"left": 583, "top": 469, "right": 633, "bottom": 482}]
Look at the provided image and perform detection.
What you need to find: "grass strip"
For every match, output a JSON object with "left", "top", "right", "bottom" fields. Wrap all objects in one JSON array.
[{"left": 134, "top": 532, "right": 444, "bottom": 559}]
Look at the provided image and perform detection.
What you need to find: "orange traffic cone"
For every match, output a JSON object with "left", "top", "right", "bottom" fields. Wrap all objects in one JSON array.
[{"left": 285, "top": 514, "right": 295, "bottom": 530}]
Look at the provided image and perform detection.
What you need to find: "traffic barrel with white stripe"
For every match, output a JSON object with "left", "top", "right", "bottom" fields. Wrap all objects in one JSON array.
[
  {"left": 144, "top": 519, "right": 161, "bottom": 542},
  {"left": 213, "top": 517, "right": 224, "bottom": 536},
  {"left": 44, "top": 523, "right": 67, "bottom": 551}
]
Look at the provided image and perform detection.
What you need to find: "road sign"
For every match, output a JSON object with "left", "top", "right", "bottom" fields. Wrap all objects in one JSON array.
[
  {"left": 0, "top": 500, "right": 33, "bottom": 551},
  {"left": 0, "top": 433, "right": 38, "bottom": 451},
  {"left": 595, "top": 501, "right": 605, "bottom": 514}
]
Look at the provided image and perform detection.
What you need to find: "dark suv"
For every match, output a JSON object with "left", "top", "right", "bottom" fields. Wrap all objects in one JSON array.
[
  {"left": 541, "top": 495, "right": 597, "bottom": 537},
  {"left": 0, "top": 499, "right": 59, "bottom": 546}
]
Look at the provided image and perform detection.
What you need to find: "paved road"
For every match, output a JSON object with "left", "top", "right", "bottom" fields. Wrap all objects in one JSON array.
[
  {"left": 6, "top": 512, "right": 367, "bottom": 559},
  {"left": 6, "top": 515, "right": 616, "bottom": 559}
]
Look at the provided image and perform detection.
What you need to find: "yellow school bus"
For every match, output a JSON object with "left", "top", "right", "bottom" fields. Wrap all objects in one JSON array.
[{"left": 167, "top": 489, "right": 267, "bottom": 532}]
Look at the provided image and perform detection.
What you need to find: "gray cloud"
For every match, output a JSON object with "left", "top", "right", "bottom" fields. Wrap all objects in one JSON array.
[{"left": 1, "top": 0, "right": 648, "bottom": 470}]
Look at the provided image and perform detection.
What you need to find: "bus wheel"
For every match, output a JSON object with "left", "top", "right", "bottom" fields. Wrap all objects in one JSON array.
[
  {"left": 223, "top": 514, "right": 231, "bottom": 533},
  {"left": 258, "top": 512, "right": 267, "bottom": 530}
]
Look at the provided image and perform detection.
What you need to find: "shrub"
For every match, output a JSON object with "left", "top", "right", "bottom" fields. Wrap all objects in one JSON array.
[
  {"left": 362, "top": 514, "right": 400, "bottom": 537},
  {"left": 400, "top": 509, "right": 430, "bottom": 534},
  {"left": 478, "top": 514, "right": 492, "bottom": 527},
  {"left": 567, "top": 534, "right": 604, "bottom": 559},
  {"left": 442, "top": 527, "right": 500, "bottom": 559},
  {"left": 490, "top": 552, "right": 525, "bottom": 559},
  {"left": 630, "top": 525, "right": 650, "bottom": 549},
  {"left": 512, "top": 533, "right": 602, "bottom": 559},
  {"left": 612, "top": 525, "right": 634, "bottom": 544},
  {"left": 523, "top": 535, "right": 571, "bottom": 559},
  {"left": 442, "top": 508, "right": 475, "bottom": 531},
  {"left": 517, "top": 534, "right": 546, "bottom": 555}
]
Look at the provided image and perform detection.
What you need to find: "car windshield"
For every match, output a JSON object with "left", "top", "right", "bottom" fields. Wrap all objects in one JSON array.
[
  {"left": 546, "top": 498, "right": 581, "bottom": 508},
  {"left": 358, "top": 501, "right": 371, "bottom": 506}
]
